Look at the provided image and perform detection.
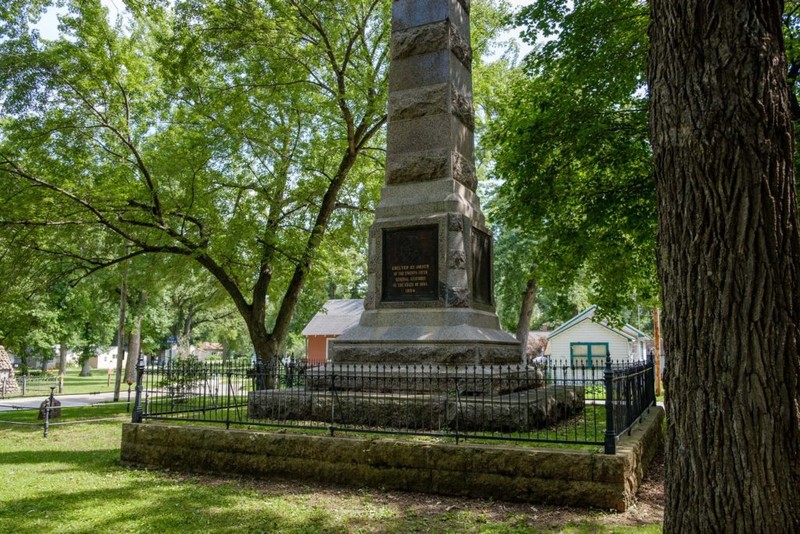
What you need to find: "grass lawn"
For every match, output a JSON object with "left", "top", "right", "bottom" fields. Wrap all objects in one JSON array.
[
  {"left": 60, "top": 368, "right": 121, "bottom": 395},
  {"left": 0, "top": 404, "right": 663, "bottom": 534}
]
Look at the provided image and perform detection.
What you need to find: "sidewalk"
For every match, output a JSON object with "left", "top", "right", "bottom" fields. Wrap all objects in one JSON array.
[{"left": 0, "top": 391, "right": 124, "bottom": 412}]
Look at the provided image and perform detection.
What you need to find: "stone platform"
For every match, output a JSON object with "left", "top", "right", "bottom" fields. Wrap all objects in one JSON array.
[
  {"left": 121, "top": 408, "right": 664, "bottom": 511},
  {"left": 303, "top": 364, "right": 544, "bottom": 394},
  {"left": 247, "top": 384, "right": 584, "bottom": 433}
]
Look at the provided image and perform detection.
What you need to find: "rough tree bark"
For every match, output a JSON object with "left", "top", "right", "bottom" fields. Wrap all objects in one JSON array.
[
  {"left": 124, "top": 316, "right": 141, "bottom": 386},
  {"left": 79, "top": 357, "right": 91, "bottom": 377},
  {"left": 515, "top": 276, "right": 538, "bottom": 362},
  {"left": 58, "top": 338, "right": 68, "bottom": 377},
  {"left": 113, "top": 261, "right": 127, "bottom": 401},
  {"left": 649, "top": 1, "right": 800, "bottom": 531}
]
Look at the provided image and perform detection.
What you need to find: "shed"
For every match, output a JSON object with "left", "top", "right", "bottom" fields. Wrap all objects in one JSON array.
[
  {"left": 546, "top": 306, "right": 650, "bottom": 371},
  {"left": 301, "top": 299, "right": 364, "bottom": 364}
]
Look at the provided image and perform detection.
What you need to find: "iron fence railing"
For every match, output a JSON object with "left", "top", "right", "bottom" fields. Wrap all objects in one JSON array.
[
  {"left": 1, "top": 374, "right": 60, "bottom": 399},
  {"left": 133, "top": 355, "right": 656, "bottom": 454}
]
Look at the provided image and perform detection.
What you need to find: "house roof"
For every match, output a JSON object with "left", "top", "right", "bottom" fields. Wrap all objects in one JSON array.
[
  {"left": 301, "top": 299, "right": 364, "bottom": 336},
  {"left": 548, "top": 306, "right": 651, "bottom": 342}
]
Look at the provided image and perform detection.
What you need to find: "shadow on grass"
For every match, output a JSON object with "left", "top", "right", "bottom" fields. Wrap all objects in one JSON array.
[
  {"left": 0, "top": 448, "right": 119, "bottom": 470},
  {"left": 0, "top": 470, "right": 363, "bottom": 534}
]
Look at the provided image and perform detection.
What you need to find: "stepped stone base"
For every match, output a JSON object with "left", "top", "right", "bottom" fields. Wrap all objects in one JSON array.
[
  {"left": 303, "top": 364, "right": 544, "bottom": 394},
  {"left": 332, "top": 308, "right": 521, "bottom": 366},
  {"left": 247, "top": 385, "right": 584, "bottom": 433}
]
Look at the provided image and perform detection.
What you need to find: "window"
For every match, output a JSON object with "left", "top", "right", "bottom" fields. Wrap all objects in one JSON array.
[{"left": 570, "top": 343, "right": 609, "bottom": 368}]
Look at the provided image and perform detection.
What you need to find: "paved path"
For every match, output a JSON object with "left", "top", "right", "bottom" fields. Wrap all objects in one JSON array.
[{"left": 0, "top": 391, "right": 125, "bottom": 412}]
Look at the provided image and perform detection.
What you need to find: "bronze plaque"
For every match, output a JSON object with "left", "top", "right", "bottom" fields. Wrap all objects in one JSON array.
[
  {"left": 472, "top": 228, "right": 492, "bottom": 306},
  {"left": 382, "top": 226, "right": 439, "bottom": 301}
]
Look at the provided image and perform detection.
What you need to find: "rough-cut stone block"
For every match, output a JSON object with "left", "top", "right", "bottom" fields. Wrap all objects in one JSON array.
[
  {"left": 451, "top": 86, "right": 474, "bottom": 129},
  {"left": 447, "top": 212, "right": 464, "bottom": 231},
  {"left": 387, "top": 84, "right": 473, "bottom": 130},
  {"left": 448, "top": 250, "right": 466, "bottom": 269},
  {"left": 389, "top": 83, "right": 449, "bottom": 122},
  {"left": 387, "top": 116, "right": 474, "bottom": 173},
  {"left": 452, "top": 150, "right": 477, "bottom": 189},
  {"left": 445, "top": 285, "right": 470, "bottom": 307},
  {"left": 391, "top": 20, "right": 471, "bottom": 70},
  {"left": 386, "top": 148, "right": 449, "bottom": 184}
]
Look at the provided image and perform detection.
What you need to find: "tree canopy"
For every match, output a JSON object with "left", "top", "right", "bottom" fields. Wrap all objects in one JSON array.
[
  {"left": 0, "top": 0, "right": 389, "bottom": 366},
  {"left": 0, "top": 0, "right": 514, "bottom": 367},
  {"left": 487, "top": 0, "right": 656, "bottom": 330}
]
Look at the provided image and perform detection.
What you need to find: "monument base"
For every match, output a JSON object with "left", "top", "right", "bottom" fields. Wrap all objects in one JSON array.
[
  {"left": 247, "top": 385, "right": 585, "bottom": 433},
  {"left": 303, "top": 364, "right": 544, "bottom": 394},
  {"left": 331, "top": 307, "right": 521, "bottom": 365}
]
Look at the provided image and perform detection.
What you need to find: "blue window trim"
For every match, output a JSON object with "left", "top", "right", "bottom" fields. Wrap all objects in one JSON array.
[{"left": 569, "top": 342, "right": 610, "bottom": 368}]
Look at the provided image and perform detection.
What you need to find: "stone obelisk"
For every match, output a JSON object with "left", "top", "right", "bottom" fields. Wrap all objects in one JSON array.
[{"left": 331, "top": 0, "right": 520, "bottom": 365}]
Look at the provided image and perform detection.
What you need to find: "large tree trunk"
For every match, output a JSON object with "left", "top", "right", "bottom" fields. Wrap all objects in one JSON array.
[
  {"left": 124, "top": 316, "right": 141, "bottom": 386},
  {"left": 58, "top": 338, "right": 68, "bottom": 377},
  {"left": 515, "top": 276, "right": 538, "bottom": 363},
  {"left": 246, "top": 316, "right": 281, "bottom": 389},
  {"left": 113, "top": 263, "right": 127, "bottom": 402},
  {"left": 649, "top": 1, "right": 800, "bottom": 531},
  {"left": 79, "top": 357, "right": 91, "bottom": 377}
]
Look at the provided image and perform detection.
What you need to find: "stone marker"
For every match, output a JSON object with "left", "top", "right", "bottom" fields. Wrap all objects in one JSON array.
[
  {"left": 38, "top": 397, "right": 62, "bottom": 420},
  {"left": 0, "top": 345, "right": 19, "bottom": 396},
  {"left": 331, "top": 0, "right": 520, "bottom": 365}
]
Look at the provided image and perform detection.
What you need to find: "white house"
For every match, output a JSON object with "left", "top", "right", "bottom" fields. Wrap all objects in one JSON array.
[
  {"left": 545, "top": 306, "right": 650, "bottom": 374},
  {"left": 89, "top": 346, "right": 123, "bottom": 370}
]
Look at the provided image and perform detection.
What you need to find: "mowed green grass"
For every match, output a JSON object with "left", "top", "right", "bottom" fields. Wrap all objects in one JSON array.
[
  {"left": 0, "top": 405, "right": 661, "bottom": 534},
  {"left": 61, "top": 368, "right": 121, "bottom": 395}
]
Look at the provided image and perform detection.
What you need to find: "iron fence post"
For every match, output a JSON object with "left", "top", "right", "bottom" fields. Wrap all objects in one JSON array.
[
  {"left": 226, "top": 370, "right": 233, "bottom": 430},
  {"left": 454, "top": 376, "right": 461, "bottom": 444},
  {"left": 43, "top": 399, "right": 50, "bottom": 438},
  {"left": 604, "top": 354, "right": 616, "bottom": 454},
  {"left": 329, "top": 370, "right": 336, "bottom": 437},
  {"left": 647, "top": 351, "right": 656, "bottom": 407},
  {"left": 131, "top": 352, "right": 145, "bottom": 423}
]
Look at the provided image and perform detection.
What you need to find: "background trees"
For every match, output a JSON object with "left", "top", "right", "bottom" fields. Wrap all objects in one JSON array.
[
  {"left": 0, "top": 0, "right": 389, "bottom": 369},
  {"left": 486, "top": 0, "right": 656, "bottom": 339},
  {"left": 0, "top": 0, "right": 513, "bottom": 370}
]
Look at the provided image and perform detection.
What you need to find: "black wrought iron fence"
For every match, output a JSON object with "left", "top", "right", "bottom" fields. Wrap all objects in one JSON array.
[{"left": 133, "top": 355, "right": 656, "bottom": 454}]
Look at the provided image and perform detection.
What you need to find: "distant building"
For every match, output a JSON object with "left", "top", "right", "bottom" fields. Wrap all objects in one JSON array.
[
  {"left": 546, "top": 306, "right": 650, "bottom": 377},
  {"left": 88, "top": 346, "right": 122, "bottom": 370},
  {"left": 301, "top": 299, "right": 364, "bottom": 364},
  {"left": 193, "top": 342, "right": 224, "bottom": 361}
]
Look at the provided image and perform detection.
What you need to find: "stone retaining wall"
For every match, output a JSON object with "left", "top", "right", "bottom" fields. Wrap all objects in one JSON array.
[{"left": 121, "top": 406, "right": 664, "bottom": 511}]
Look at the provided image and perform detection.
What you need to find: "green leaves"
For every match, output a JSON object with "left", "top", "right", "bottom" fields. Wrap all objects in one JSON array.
[
  {"left": 488, "top": 0, "right": 656, "bottom": 325},
  {"left": 0, "top": 0, "right": 390, "bottom": 362}
]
